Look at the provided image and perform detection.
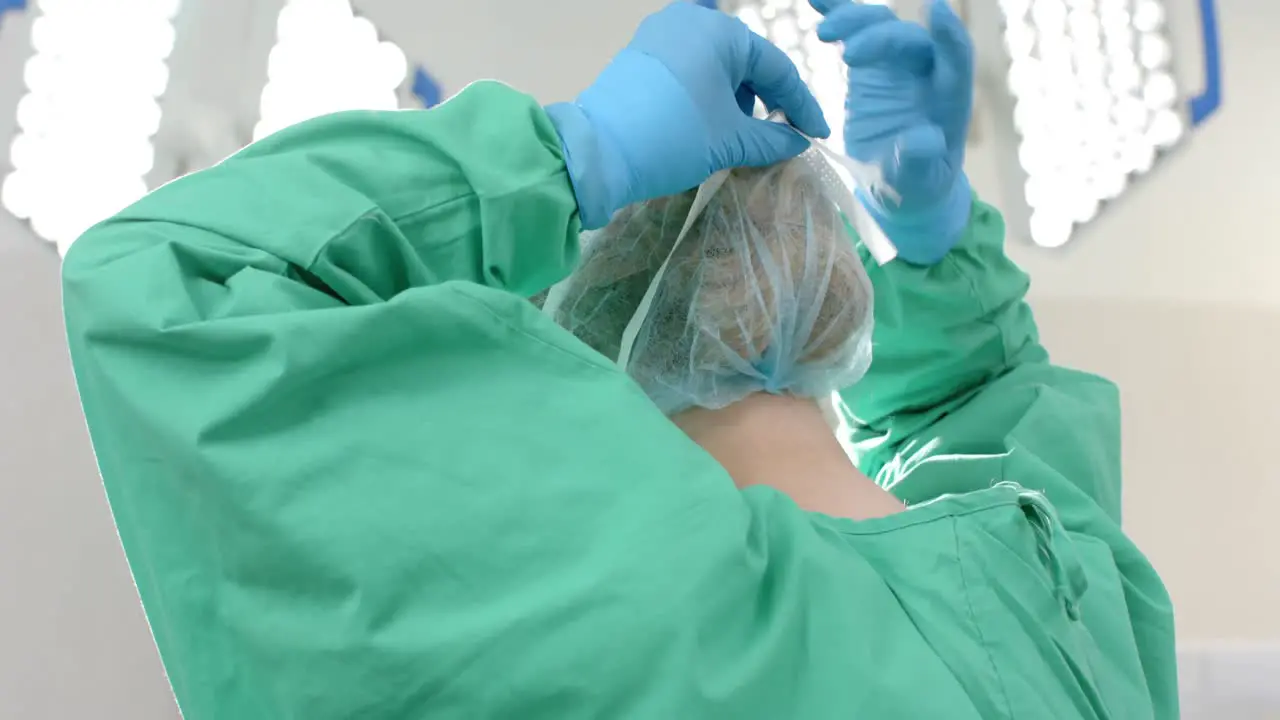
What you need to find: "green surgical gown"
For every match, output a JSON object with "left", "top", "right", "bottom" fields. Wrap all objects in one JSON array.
[{"left": 62, "top": 81, "right": 1178, "bottom": 719}]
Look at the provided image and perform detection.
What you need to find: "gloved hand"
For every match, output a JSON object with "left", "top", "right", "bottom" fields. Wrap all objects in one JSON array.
[
  {"left": 546, "top": 2, "right": 831, "bottom": 230},
  {"left": 812, "top": 0, "right": 975, "bottom": 265}
]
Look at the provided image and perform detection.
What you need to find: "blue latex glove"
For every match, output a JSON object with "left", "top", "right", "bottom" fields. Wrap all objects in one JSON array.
[
  {"left": 546, "top": 2, "right": 831, "bottom": 230},
  {"left": 812, "top": 0, "right": 974, "bottom": 265}
]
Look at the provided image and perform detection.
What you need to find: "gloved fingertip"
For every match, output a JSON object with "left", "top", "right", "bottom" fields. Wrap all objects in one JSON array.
[
  {"left": 815, "top": 16, "right": 848, "bottom": 43},
  {"left": 929, "top": 0, "right": 972, "bottom": 55},
  {"left": 800, "top": 106, "right": 832, "bottom": 139},
  {"left": 762, "top": 93, "right": 828, "bottom": 139},
  {"left": 816, "top": 3, "right": 895, "bottom": 43},
  {"left": 743, "top": 33, "right": 830, "bottom": 138},
  {"left": 929, "top": 0, "right": 961, "bottom": 25}
]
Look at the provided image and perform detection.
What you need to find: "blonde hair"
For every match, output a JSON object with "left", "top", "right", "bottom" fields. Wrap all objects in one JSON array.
[
  {"left": 549, "top": 155, "right": 875, "bottom": 413},
  {"left": 683, "top": 160, "right": 870, "bottom": 367}
]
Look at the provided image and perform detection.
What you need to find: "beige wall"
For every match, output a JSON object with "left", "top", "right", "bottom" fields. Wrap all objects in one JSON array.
[{"left": 1034, "top": 298, "right": 1280, "bottom": 640}]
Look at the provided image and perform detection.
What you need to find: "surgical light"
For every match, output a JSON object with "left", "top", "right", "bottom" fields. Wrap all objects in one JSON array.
[
  {"left": 2, "top": 0, "right": 180, "bottom": 255},
  {"left": 1000, "top": 0, "right": 1184, "bottom": 247},
  {"left": 724, "top": 0, "right": 893, "bottom": 156},
  {"left": 256, "top": 0, "right": 410, "bottom": 141}
]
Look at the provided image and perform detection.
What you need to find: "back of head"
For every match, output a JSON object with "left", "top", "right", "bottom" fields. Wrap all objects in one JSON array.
[{"left": 548, "top": 156, "right": 874, "bottom": 415}]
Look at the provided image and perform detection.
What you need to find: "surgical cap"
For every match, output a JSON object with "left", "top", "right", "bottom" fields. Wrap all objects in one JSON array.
[{"left": 544, "top": 154, "right": 876, "bottom": 416}]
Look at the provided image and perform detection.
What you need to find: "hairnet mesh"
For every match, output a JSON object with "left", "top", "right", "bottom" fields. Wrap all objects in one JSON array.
[{"left": 547, "top": 155, "right": 875, "bottom": 416}]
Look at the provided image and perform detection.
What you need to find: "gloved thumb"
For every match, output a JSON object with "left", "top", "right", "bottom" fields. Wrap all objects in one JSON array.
[
  {"left": 729, "top": 118, "right": 813, "bottom": 168},
  {"left": 888, "top": 123, "right": 952, "bottom": 206}
]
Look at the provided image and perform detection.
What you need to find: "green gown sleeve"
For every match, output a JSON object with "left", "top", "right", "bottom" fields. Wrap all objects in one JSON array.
[
  {"left": 61, "top": 81, "right": 595, "bottom": 718},
  {"left": 840, "top": 199, "right": 1180, "bottom": 718}
]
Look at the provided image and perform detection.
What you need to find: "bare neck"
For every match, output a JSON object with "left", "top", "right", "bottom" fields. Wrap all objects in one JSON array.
[{"left": 673, "top": 394, "right": 904, "bottom": 521}]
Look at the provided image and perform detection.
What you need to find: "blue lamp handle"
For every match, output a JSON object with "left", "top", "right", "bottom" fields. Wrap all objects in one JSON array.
[
  {"left": 1189, "top": 0, "right": 1221, "bottom": 126},
  {"left": 412, "top": 67, "right": 443, "bottom": 109}
]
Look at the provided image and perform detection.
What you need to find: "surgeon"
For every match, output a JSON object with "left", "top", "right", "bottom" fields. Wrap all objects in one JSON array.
[{"left": 61, "top": 1, "right": 1177, "bottom": 718}]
